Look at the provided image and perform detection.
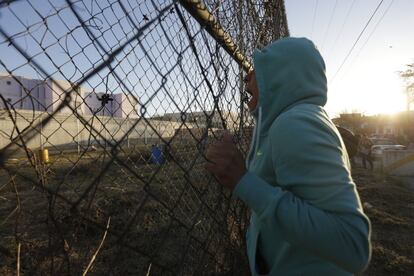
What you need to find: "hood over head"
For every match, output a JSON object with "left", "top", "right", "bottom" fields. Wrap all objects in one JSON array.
[{"left": 252, "top": 37, "right": 327, "bottom": 135}]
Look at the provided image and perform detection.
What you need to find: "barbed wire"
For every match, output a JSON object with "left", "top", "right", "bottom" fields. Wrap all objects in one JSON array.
[{"left": 0, "top": 0, "right": 289, "bottom": 274}]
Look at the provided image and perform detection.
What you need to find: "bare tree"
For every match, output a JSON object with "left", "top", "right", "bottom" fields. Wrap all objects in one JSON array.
[{"left": 400, "top": 64, "right": 414, "bottom": 108}]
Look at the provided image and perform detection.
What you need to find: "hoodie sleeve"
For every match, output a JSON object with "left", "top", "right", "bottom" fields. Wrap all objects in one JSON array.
[{"left": 233, "top": 111, "right": 371, "bottom": 273}]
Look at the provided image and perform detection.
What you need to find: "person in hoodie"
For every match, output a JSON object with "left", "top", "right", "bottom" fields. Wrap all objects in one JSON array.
[{"left": 205, "top": 37, "right": 371, "bottom": 275}]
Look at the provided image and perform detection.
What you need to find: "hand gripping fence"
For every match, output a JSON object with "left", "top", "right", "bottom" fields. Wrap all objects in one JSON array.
[{"left": 0, "top": 0, "right": 289, "bottom": 274}]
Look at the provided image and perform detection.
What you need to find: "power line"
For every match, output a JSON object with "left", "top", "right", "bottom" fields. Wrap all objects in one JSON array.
[
  {"left": 327, "top": 0, "right": 357, "bottom": 57},
  {"left": 346, "top": 0, "right": 395, "bottom": 67},
  {"left": 310, "top": 0, "right": 319, "bottom": 39},
  {"left": 320, "top": 0, "right": 338, "bottom": 51},
  {"left": 329, "top": 0, "right": 386, "bottom": 84},
  {"left": 333, "top": 0, "right": 395, "bottom": 84}
]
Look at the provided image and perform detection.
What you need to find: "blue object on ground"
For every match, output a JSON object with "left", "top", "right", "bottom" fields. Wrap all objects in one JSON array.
[{"left": 150, "top": 145, "right": 165, "bottom": 164}]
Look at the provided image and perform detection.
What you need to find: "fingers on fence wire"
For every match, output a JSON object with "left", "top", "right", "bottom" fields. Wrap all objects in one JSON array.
[{"left": 0, "top": 0, "right": 288, "bottom": 274}]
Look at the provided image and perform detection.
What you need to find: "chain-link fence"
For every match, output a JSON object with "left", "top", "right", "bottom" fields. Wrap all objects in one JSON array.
[{"left": 0, "top": 0, "right": 288, "bottom": 274}]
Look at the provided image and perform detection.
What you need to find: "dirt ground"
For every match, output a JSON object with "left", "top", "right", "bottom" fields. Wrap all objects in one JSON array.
[
  {"left": 1, "top": 146, "right": 413, "bottom": 275},
  {"left": 0, "top": 144, "right": 248, "bottom": 275},
  {"left": 353, "top": 168, "right": 414, "bottom": 275}
]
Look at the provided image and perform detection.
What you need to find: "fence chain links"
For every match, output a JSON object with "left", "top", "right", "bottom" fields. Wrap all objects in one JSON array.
[{"left": 0, "top": 0, "right": 289, "bottom": 274}]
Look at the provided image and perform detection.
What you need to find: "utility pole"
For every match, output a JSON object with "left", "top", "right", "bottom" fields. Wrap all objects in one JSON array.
[
  {"left": 407, "top": 84, "right": 414, "bottom": 142},
  {"left": 401, "top": 64, "right": 414, "bottom": 142},
  {"left": 407, "top": 84, "right": 414, "bottom": 112}
]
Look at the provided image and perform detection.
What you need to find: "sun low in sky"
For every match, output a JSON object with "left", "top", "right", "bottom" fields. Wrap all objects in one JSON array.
[{"left": 285, "top": 0, "right": 414, "bottom": 117}]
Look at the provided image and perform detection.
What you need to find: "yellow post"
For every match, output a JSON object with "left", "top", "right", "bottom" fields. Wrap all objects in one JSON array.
[{"left": 38, "top": 148, "right": 49, "bottom": 163}]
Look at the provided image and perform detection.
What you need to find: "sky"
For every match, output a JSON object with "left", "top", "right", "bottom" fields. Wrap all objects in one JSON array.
[
  {"left": 285, "top": 0, "right": 414, "bottom": 117},
  {"left": 0, "top": 0, "right": 240, "bottom": 117},
  {"left": 1, "top": 0, "right": 413, "bottom": 118}
]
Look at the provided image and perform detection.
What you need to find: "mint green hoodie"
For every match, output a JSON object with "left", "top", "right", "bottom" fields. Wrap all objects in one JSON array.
[{"left": 233, "top": 38, "right": 371, "bottom": 275}]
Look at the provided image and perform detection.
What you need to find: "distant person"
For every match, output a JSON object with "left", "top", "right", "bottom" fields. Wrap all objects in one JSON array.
[
  {"left": 359, "top": 135, "right": 373, "bottom": 170},
  {"left": 206, "top": 37, "right": 371, "bottom": 275},
  {"left": 336, "top": 127, "right": 360, "bottom": 168},
  {"left": 353, "top": 133, "right": 363, "bottom": 166}
]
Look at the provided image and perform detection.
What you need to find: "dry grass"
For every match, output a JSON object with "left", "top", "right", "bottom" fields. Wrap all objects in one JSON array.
[
  {"left": 354, "top": 168, "right": 414, "bottom": 275},
  {"left": 0, "top": 142, "right": 248, "bottom": 275},
  {"left": 3, "top": 146, "right": 412, "bottom": 275}
]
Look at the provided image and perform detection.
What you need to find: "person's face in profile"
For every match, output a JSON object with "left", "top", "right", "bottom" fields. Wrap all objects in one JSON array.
[{"left": 244, "top": 70, "right": 259, "bottom": 111}]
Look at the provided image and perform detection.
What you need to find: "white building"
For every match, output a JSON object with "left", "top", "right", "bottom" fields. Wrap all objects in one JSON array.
[
  {"left": 83, "top": 91, "right": 138, "bottom": 118},
  {"left": 0, "top": 74, "right": 138, "bottom": 118},
  {"left": 0, "top": 73, "right": 50, "bottom": 111}
]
